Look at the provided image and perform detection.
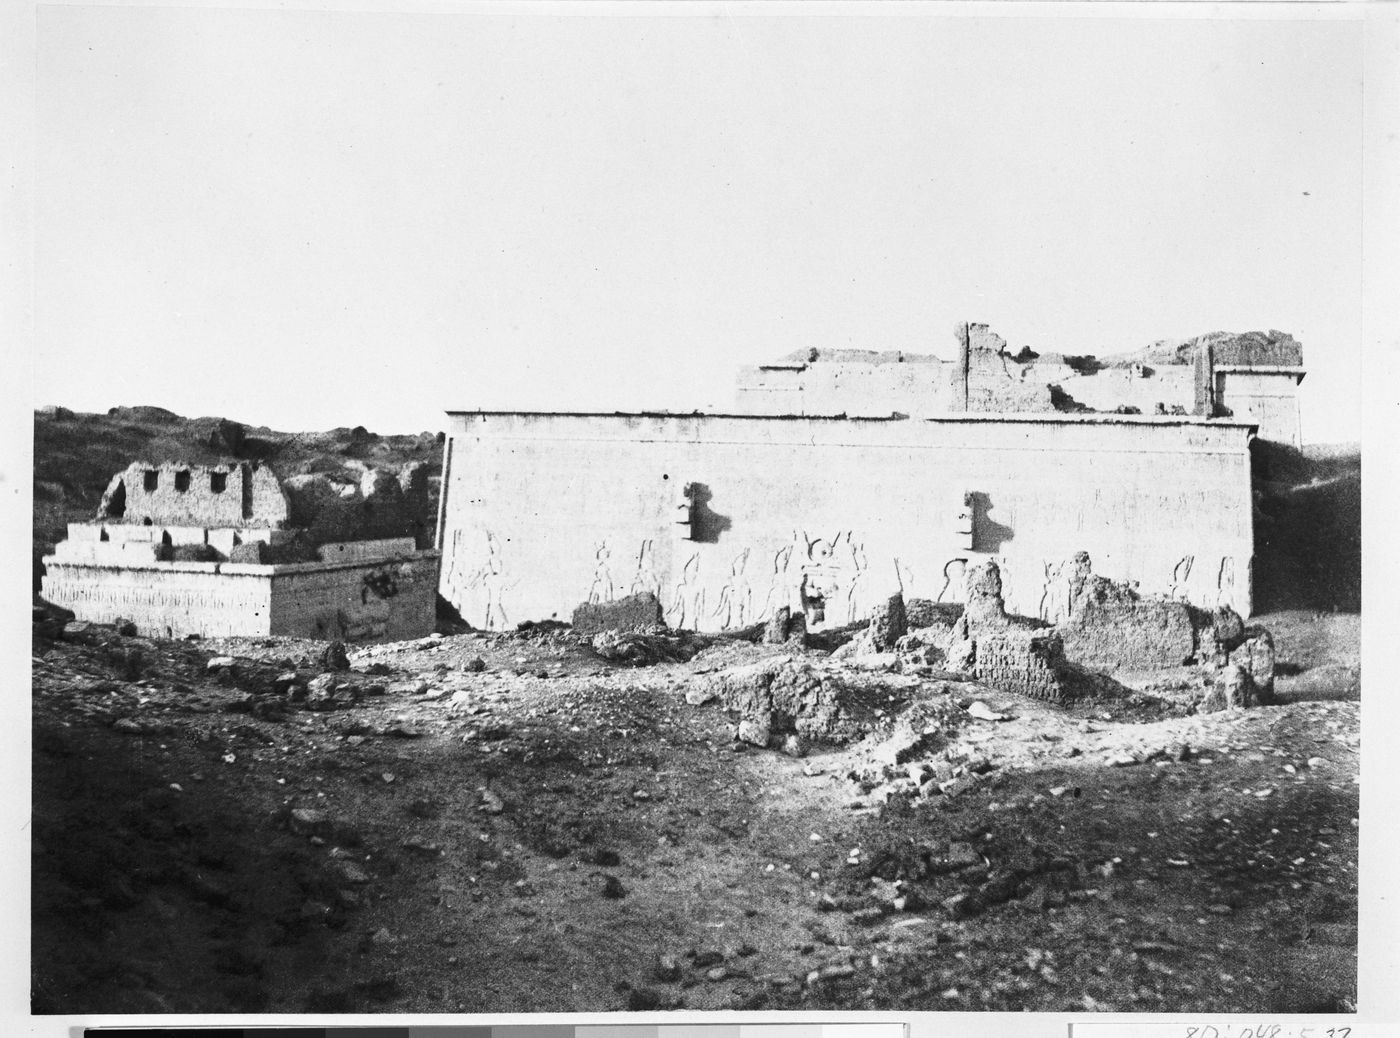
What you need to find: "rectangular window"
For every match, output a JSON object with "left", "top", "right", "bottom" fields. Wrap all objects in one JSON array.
[
  {"left": 210, "top": 471, "right": 227, "bottom": 494},
  {"left": 143, "top": 470, "right": 159, "bottom": 492},
  {"left": 174, "top": 470, "right": 190, "bottom": 492}
]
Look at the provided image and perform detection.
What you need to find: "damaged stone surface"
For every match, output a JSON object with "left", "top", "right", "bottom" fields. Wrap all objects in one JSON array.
[
  {"left": 1048, "top": 552, "right": 1201, "bottom": 671},
  {"left": 704, "top": 657, "right": 862, "bottom": 744},
  {"left": 572, "top": 592, "right": 665, "bottom": 637}
]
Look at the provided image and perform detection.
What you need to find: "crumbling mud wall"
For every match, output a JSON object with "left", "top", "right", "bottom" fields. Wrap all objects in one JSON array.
[
  {"left": 98, "top": 462, "right": 289, "bottom": 529},
  {"left": 734, "top": 323, "right": 1301, "bottom": 435},
  {"left": 972, "top": 629, "right": 1075, "bottom": 703},
  {"left": 571, "top": 592, "right": 665, "bottom": 636},
  {"left": 1045, "top": 552, "right": 1200, "bottom": 671},
  {"left": 957, "top": 323, "right": 1053, "bottom": 413}
]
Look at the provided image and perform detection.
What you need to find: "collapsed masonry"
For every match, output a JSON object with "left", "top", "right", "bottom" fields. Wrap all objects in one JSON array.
[
  {"left": 901, "top": 557, "right": 1276, "bottom": 709},
  {"left": 42, "top": 461, "right": 440, "bottom": 643},
  {"left": 736, "top": 324, "right": 1305, "bottom": 447}
]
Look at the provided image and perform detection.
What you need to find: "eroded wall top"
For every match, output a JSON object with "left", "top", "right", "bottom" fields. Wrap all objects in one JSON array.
[{"left": 97, "top": 461, "right": 289, "bottom": 528}]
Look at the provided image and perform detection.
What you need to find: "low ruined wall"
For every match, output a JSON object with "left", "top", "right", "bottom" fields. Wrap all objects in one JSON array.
[
  {"left": 972, "top": 629, "right": 1073, "bottom": 703},
  {"left": 439, "top": 411, "right": 1256, "bottom": 632},
  {"left": 41, "top": 550, "right": 439, "bottom": 643},
  {"left": 1054, "top": 597, "right": 1199, "bottom": 671}
]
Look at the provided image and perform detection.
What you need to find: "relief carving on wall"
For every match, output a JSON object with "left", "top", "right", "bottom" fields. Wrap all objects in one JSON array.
[
  {"left": 448, "top": 528, "right": 513, "bottom": 630},
  {"left": 1216, "top": 555, "right": 1237, "bottom": 611},
  {"left": 588, "top": 541, "right": 615, "bottom": 605},
  {"left": 630, "top": 539, "right": 662, "bottom": 600},
  {"left": 937, "top": 557, "right": 969, "bottom": 604},
  {"left": 1169, "top": 555, "right": 1195, "bottom": 601},
  {"left": 667, "top": 552, "right": 705, "bottom": 630},
  {"left": 714, "top": 547, "right": 754, "bottom": 629}
]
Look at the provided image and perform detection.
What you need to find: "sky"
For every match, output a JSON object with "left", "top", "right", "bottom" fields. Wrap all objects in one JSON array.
[{"left": 32, "top": 4, "right": 1367, "bottom": 441}]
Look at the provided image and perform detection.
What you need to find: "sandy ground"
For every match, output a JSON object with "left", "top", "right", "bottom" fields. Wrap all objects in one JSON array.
[{"left": 31, "top": 610, "right": 1358, "bottom": 1014}]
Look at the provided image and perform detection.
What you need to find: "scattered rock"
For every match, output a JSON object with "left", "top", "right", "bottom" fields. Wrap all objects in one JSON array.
[
  {"left": 321, "top": 641, "right": 351, "bottom": 672},
  {"left": 737, "top": 716, "right": 772, "bottom": 748}
]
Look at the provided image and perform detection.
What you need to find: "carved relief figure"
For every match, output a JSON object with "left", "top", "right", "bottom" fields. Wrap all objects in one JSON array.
[
  {"left": 937, "top": 557, "right": 969, "bottom": 603},
  {"left": 839, "top": 535, "right": 869, "bottom": 623},
  {"left": 1170, "top": 555, "right": 1195, "bottom": 601},
  {"left": 1216, "top": 555, "right": 1237, "bottom": 611},
  {"left": 467, "top": 530, "right": 510, "bottom": 630},
  {"left": 588, "top": 542, "right": 614, "bottom": 605},
  {"left": 668, "top": 552, "right": 704, "bottom": 630},
  {"left": 1037, "top": 559, "right": 1054, "bottom": 621},
  {"left": 630, "top": 539, "right": 662, "bottom": 600},
  {"left": 796, "top": 530, "right": 846, "bottom": 627},
  {"left": 757, "top": 542, "right": 796, "bottom": 623},
  {"left": 714, "top": 548, "right": 754, "bottom": 630}
]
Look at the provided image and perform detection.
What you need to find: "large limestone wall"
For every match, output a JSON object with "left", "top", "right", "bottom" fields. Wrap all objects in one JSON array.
[{"left": 438, "top": 412, "right": 1255, "bottom": 632}]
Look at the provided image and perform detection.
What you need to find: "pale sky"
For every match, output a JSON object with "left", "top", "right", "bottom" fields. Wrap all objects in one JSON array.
[{"left": 33, "top": 5, "right": 1366, "bottom": 441}]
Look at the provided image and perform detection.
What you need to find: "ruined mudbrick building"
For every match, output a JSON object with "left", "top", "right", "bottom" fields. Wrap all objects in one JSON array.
[
  {"left": 42, "top": 461, "right": 439, "bottom": 641},
  {"left": 438, "top": 324, "right": 1305, "bottom": 633}
]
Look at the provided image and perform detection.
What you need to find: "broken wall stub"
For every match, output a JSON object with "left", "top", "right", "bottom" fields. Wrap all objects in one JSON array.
[
  {"left": 571, "top": 591, "right": 665, "bottom": 637},
  {"left": 1227, "top": 627, "right": 1276, "bottom": 702},
  {"left": 972, "top": 629, "right": 1076, "bottom": 703},
  {"left": 98, "top": 461, "right": 289, "bottom": 528},
  {"left": 1047, "top": 553, "right": 1200, "bottom": 671}
]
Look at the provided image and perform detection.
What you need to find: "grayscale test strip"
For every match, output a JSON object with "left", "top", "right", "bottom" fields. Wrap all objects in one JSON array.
[{"left": 85, "top": 1023, "right": 911, "bottom": 1038}]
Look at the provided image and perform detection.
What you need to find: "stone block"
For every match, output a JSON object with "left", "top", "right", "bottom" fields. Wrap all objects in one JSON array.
[
  {"left": 317, "top": 538, "right": 417, "bottom": 563},
  {"left": 206, "top": 529, "right": 238, "bottom": 556},
  {"left": 164, "top": 525, "right": 208, "bottom": 547}
]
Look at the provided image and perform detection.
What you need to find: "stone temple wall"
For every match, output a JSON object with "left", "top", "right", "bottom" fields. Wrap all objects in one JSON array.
[{"left": 438, "top": 410, "right": 1256, "bottom": 632}]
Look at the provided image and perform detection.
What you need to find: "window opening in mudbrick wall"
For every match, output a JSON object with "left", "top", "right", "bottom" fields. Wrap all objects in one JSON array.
[
  {"left": 143, "top": 470, "right": 159, "bottom": 492},
  {"left": 174, "top": 470, "right": 191, "bottom": 492},
  {"left": 210, "top": 472, "right": 227, "bottom": 494}
]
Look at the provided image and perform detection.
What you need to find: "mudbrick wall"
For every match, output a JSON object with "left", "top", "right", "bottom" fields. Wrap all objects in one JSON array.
[
  {"left": 438, "top": 410, "right": 1256, "bottom": 632},
  {"left": 98, "top": 461, "right": 289, "bottom": 529},
  {"left": 972, "top": 629, "right": 1074, "bottom": 703}
]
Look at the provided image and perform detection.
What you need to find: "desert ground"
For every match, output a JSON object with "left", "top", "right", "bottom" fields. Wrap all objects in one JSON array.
[{"left": 31, "top": 608, "right": 1357, "bottom": 1015}]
